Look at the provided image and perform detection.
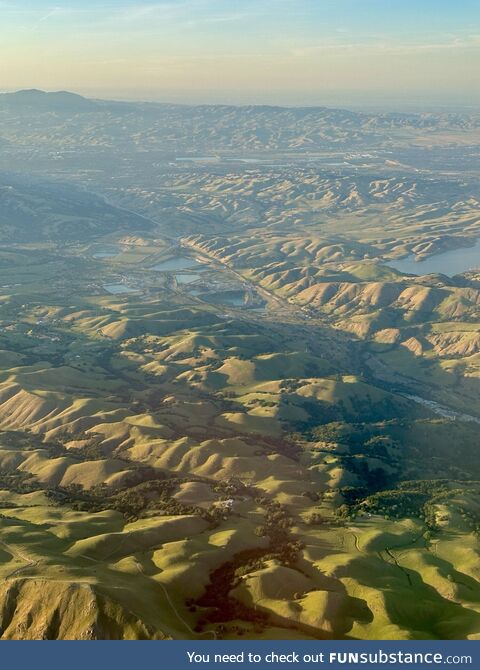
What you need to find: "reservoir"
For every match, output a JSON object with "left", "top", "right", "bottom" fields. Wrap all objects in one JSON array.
[
  {"left": 205, "top": 290, "right": 246, "bottom": 307},
  {"left": 387, "top": 238, "right": 480, "bottom": 277},
  {"left": 152, "top": 256, "right": 201, "bottom": 272},
  {"left": 175, "top": 273, "right": 203, "bottom": 284}
]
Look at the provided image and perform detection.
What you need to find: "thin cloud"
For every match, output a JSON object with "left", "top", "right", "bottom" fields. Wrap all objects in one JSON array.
[
  {"left": 186, "top": 12, "right": 260, "bottom": 26},
  {"left": 291, "top": 35, "right": 480, "bottom": 58}
]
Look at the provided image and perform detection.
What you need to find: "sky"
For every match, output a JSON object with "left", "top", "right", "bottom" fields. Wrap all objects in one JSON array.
[{"left": 1, "top": 0, "right": 479, "bottom": 108}]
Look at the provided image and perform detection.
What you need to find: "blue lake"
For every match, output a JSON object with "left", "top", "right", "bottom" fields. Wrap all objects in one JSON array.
[{"left": 387, "top": 239, "right": 480, "bottom": 277}]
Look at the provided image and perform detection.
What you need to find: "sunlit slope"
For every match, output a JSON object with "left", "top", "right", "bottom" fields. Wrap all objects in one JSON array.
[
  {"left": 183, "top": 235, "right": 480, "bottom": 417},
  {"left": 0, "top": 93, "right": 479, "bottom": 639},
  {"left": 0, "top": 279, "right": 479, "bottom": 639}
]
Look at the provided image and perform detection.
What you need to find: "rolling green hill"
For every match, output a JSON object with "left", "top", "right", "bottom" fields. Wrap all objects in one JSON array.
[{"left": 0, "top": 93, "right": 478, "bottom": 639}]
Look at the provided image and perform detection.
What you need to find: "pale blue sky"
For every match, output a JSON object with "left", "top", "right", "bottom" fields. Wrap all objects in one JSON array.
[{"left": 1, "top": 1, "right": 479, "bottom": 106}]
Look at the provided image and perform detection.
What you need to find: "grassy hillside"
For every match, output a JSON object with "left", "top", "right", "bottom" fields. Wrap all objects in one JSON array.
[{"left": 0, "top": 94, "right": 478, "bottom": 639}]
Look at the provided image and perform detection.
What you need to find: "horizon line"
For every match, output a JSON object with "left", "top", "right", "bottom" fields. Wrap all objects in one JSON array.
[{"left": 2, "top": 87, "right": 480, "bottom": 114}]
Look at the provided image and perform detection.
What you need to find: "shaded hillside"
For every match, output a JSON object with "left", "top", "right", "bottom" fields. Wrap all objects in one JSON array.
[
  {"left": 0, "top": 174, "right": 151, "bottom": 242},
  {"left": 0, "top": 90, "right": 99, "bottom": 114}
]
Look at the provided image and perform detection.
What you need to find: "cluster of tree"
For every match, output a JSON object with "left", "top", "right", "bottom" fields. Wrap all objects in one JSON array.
[
  {"left": 352, "top": 490, "right": 430, "bottom": 520},
  {"left": 307, "top": 419, "right": 406, "bottom": 448},
  {"left": 211, "top": 477, "right": 259, "bottom": 499},
  {"left": 0, "top": 429, "right": 45, "bottom": 451},
  {"left": 193, "top": 501, "right": 304, "bottom": 633},
  {"left": 291, "top": 396, "right": 409, "bottom": 438},
  {"left": 243, "top": 434, "right": 302, "bottom": 462},
  {"left": 251, "top": 501, "right": 303, "bottom": 565},
  {"left": 194, "top": 547, "right": 276, "bottom": 632},
  {"left": 45, "top": 478, "right": 210, "bottom": 522},
  {"left": 44, "top": 437, "right": 105, "bottom": 461},
  {"left": 336, "top": 479, "right": 480, "bottom": 529},
  {"left": 0, "top": 470, "right": 42, "bottom": 494}
]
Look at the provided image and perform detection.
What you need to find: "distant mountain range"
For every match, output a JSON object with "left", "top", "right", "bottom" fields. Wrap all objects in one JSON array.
[
  {"left": 1, "top": 89, "right": 478, "bottom": 135},
  {"left": 0, "top": 89, "right": 100, "bottom": 113},
  {"left": 0, "top": 89, "right": 478, "bottom": 158}
]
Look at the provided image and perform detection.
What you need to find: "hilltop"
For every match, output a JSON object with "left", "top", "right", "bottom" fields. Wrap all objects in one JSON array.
[{"left": 0, "top": 89, "right": 99, "bottom": 113}]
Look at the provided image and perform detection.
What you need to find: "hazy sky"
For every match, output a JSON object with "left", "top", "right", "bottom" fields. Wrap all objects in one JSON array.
[{"left": 1, "top": 0, "right": 479, "bottom": 107}]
